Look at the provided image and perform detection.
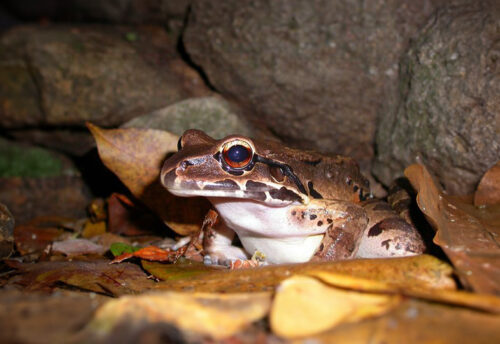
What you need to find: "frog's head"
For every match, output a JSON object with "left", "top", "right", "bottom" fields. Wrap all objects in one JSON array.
[{"left": 161, "top": 129, "right": 313, "bottom": 206}]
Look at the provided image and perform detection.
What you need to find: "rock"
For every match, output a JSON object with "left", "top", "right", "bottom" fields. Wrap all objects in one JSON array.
[
  {"left": 0, "top": 203, "right": 14, "bottom": 258},
  {"left": 3, "top": 0, "right": 191, "bottom": 27},
  {"left": 8, "top": 128, "right": 96, "bottom": 157},
  {"left": 0, "top": 203, "right": 14, "bottom": 237},
  {"left": 123, "top": 96, "right": 256, "bottom": 139},
  {"left": 184, "top": 0, "right": 446, "bottom": 165},
  {"left": 373, "top": 2, "right": 500, "bottom": 194},
  {"left": 0, "top": 4, "right": 17, "bottom": 32},
  {"left": 0, "top": 24, "right": 212, "bottom": 154},
  {"left": 0, "top": 138, "right": 91, "bottom": 224}
]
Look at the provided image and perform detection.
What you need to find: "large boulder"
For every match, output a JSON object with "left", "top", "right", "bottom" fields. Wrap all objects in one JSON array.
[
  {"left": 3, "top": 0, "right": 191, "bottom": 27},
  {"left": 0, "top": 25, "right": 211, "bottom": 154},
  {"left": 122, "top": 96, "right": 258, "bottom": 139},
  {"left": 373, "top": 2, "right": 500, "bottom": 194},
  {"left": 183, "top": 0, "right": 446, "bottom": 166},
  {"left": 0, "top": 138, "right": 91, "bottom": 224}
]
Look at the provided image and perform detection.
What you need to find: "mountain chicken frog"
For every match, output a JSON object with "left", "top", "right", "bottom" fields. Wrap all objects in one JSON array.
[{"left": 161, "top": 130, "right": 425, "bottom": 265}]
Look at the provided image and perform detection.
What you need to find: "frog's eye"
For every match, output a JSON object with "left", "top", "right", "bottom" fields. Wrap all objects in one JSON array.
[{"left": 222, "top": 141, "right": 253, "bottom": 169}]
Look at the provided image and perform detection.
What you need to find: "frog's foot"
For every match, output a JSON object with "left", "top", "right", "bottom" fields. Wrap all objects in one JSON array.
[
  {"left": 356, "top": 199, "right": 425, "bottom": 258},
  {"left": 202, "top": 246, "right": 248, "bottom": 267},
  {"left": 202, "top": 216, "right": 251, "bottom": 266},
  {"left": 204, "top": 250, "right": 266, "bottom": 269}
]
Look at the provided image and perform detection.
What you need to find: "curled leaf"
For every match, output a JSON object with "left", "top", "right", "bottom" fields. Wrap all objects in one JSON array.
[
  {"left": 110, "top": 246, "right": 183, "bottom": 264},
  {"left": 150, "top": 255, "right": 454, "bottom": 294},
  {"left": 309, "top": 270, "right": 500, "bottom": 313},
  {"left": 270, "top": 275, "right": 400, "bottom": 338},
  {"left": 87, "top": 123, "right": 210, "bottom": 235},
  {"left": 308, "top": 299, "right": 500, "bottom": 343},
  {"left": 474, "top": 161, "right": 500, "bottom": 206},
  {"left": 405, "top": 164, "right": 500, "bottom": 295}
]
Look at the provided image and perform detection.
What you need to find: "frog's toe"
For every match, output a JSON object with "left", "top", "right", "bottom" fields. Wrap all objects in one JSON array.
[
  {"left": 203, "top": 254, "right": 230, "bottom": 267},
  {"left": 229, "top": 259, "right": 261, "bottom": 269},
  {"left": 203, "top": 254, "right": 265, "bottom": 269},
  {"left": 203, "top": 247, "right": 248, "bottom": 267},
  {"left": 203, "top": 255, "right": 214, "bottom": 266}
]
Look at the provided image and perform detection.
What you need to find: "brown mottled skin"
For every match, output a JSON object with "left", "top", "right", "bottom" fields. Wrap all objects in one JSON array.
[
  {"left": 161, "top": 130, "right": 425, "bottom": 265},
  {"left": 252, "top": 141, "right": 371, "bottom": 203},
  {"left": 163, "top": 130, "right": 369, "bottom": 202}
]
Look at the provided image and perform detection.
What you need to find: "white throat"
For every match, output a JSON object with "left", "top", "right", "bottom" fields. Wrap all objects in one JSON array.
[{"left": 209, "top": 198, "right": 325, "bottom": 264}]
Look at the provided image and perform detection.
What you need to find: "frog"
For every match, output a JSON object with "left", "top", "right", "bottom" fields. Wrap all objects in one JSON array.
[{"left": 161, "top": 129, "right": 425, "bottom": 265}]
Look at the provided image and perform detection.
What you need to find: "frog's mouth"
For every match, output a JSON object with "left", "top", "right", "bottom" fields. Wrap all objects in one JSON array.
[{"left": 162, "top": 170, "right": 307, "bottom": 206}]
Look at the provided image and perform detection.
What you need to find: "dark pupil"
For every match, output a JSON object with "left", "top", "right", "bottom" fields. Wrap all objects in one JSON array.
[{"left": 227, "top": 145, "right": 249, "bottom": 162}]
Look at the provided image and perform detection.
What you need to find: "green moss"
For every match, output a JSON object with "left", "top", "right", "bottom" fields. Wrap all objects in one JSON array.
[
  {"left": 124, "top": 32, "right": 138, "bottom": 42},
  {"left": 0, "top": 141, "right": 63, "bottom": 178}
]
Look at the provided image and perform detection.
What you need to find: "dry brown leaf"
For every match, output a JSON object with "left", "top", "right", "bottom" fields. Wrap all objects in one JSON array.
[
  {"left": 6, "top": 260, "right": 154, "bottom": 296},
  {"left": 405, "top": 164, "right": 500, "bottom": 295},
  {"left": 110, "top": 245, "right": 184, "bottom": 264},
  {"left": 270, "top": 275, "right": 401, "bottom": 338},
  {"left": 149, "top": 255, "right": 455, "bottom": 293},
  {"left": 92, "top": 232, "right": 131, "bottom": 249},
  {"left": 13, "top": 216, "right": 72, "bottom": 256},
  {"left": 474, "top": 161, "right": 500, "bottom": 206},
  {"left": 52, "top": 238, "right": 107, "bottom": 256},
  {"left": 107, "top": 193, "right": 161, "bottom": 236},
  {"left": 87, "top": 123, "right": 210, "bottom": 235},
  {"left": 88, "top": 291, "right": 271, "bottom": 340}
]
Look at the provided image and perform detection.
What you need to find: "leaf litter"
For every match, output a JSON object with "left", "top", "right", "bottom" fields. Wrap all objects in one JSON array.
[
  {"left": 406, "top": 163, "right": 500, "bottom": 295},
  {"left": 3, "top": 126, "right": 500, "bottom": 342}
]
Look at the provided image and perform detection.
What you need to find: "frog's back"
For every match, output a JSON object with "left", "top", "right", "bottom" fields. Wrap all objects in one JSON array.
[
  {"left": 296, "top": 152, "right": 371, "bottom": 203},
  {"left": 255, "top": 140, "right": 371, "bottom": 203}
]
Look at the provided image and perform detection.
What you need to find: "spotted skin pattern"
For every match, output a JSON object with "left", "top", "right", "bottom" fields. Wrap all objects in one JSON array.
[{"left": 161, "top": 129, "right": 425, "bottom": 266}]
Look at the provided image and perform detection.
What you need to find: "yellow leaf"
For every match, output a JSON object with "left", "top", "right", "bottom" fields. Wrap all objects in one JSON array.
[
  {"left": 307, "top": 271, "right": 392, "bottom": 292},
  {"left": 270, "top": 276, "right": 400, "bottom": 338},
  {"left": 309, "top": 270, "right": 500, "bottom": 314},
  {"left": 88, "top": 291, "right": 271, "bottom": 340},
  {"left": 150, "top": 254, "right": 455, "bottom": 293},
  {"left": 81, "top": 220, "right": 106, "bottom": 238}
]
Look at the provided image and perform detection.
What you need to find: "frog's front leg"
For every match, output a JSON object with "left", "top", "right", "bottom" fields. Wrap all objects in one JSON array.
[
  {"left": 291, "top": 200, "right": 369, "bottom": 261},
  {"left": 355, "top": 199, "right": 425, "bottom": 258},
  {"left": 202, "top": 218, "right": 249, "bottom": 266}
]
